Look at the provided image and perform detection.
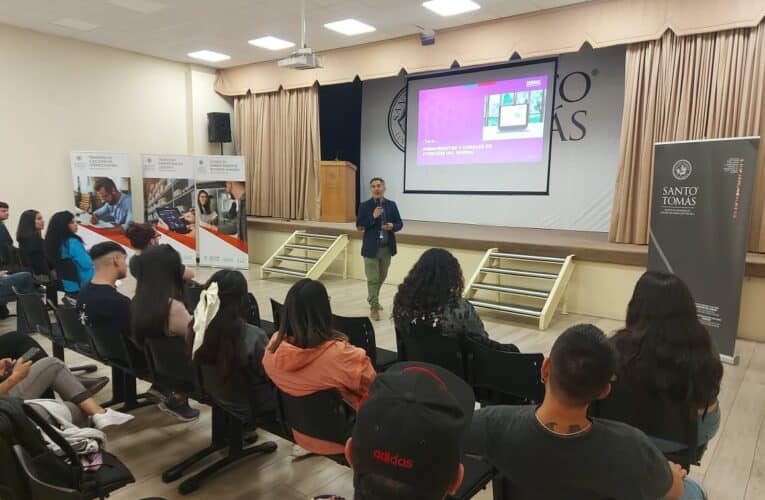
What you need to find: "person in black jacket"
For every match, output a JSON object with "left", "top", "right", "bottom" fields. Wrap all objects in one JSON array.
[
  {"left": 16, "top": 210, "right": 51, "bottom": 279},
  {"left": 355, "top": 178, "right": 403, "bottom": 321},
  {"left": 0, "top": 202, "right": 12, "bottom": 247}
]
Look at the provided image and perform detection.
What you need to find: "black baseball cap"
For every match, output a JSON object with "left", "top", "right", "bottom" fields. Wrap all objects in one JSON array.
[{"left": 351, "top": 362, "right": 475, "bottom": 494}]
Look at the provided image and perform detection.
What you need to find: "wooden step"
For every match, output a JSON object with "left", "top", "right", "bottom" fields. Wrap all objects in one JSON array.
[
  {"left": 468, "top": 299, "right": 542, "bottom": 318},
  {"left": 262, "top": 266, "right": 306, "bottom": 277},
  {"left": 480, "top": 267, "right": 558, "bottom": 279},
  {"left": 471, "top": 282, "right": 549, "bottom": 299},
  {"left": 275, "top": 255, "right": 318, "bottom": 264},
  {"left": 490, "top": 252, "right": 566, "bottom": 264},
  {"left": 285, "top": 243, "right": 329, "bottom": 252},
  {"left": 296, "top": 232, "right": 337, "bottom": 241}
]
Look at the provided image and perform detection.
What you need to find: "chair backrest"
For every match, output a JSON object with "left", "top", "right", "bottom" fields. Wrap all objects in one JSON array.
[
  {"left": 593, "top": 381, "right": 702, "bottom": 469},
  {"left": 270, "top": 299, "right": 283, "bottom": 330},
  {"left": 277, "top": 389, "right": 355, "bottom": 445},
  {"left": 144, "top": 336, "right": 197, "bottom": 395},
  {"left": 464, "top": 336, "right": 545, "bottom": 404},
  {"left": 183, "top": 282, "right": 203, "bottom": 314},
  {"left": 12, "top": 446, "right": 82, "bottom": 500},
  {"left": 12, "top": 288, "right": 52, "bottom": 336},
  {"left": 332, "top": 314, "right": 378, "bottom": 364},
  {"left": 246, "top": 293, "right": 262, "bottom": 327},
  {"left": 395, "top": 321, "right": 466, "bottom": 379},
  {"left": 48, "top": 301, "right": 91, "bottom": 351},
  {"left": 83, "top": 324, "right": 132, "bottom": 370}
]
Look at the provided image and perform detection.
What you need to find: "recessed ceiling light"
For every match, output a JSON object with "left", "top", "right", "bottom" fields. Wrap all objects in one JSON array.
[
  {"left": 249, "top": 36, "right": 295, "bottom": 51},
  {"left": 187, "top": 50, "right": 231, "bottom": 62},
  {"left": 324, "top": 19, "right": 376, "bottom": 36},
  {"left": 108, "top": 0, "right": 166, "bottom": 14},
  {"left": 51, "top": 18, "right": 99, "bottom": 31},
  {"left": 422, "top": 0, "right": 481, "bottom": 17}
]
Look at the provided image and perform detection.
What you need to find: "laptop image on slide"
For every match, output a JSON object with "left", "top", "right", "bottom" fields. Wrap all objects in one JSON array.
[
  {"left": 498, "top": 103, "right": 529, "bottom": 130},
  {"left": 156, "top": 207, "right": 191, "bottom": 234}
]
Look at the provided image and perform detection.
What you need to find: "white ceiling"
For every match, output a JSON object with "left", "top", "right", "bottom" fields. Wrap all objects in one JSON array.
[{"left": 0, "top": 0, "right": 589, "bottom": 68}]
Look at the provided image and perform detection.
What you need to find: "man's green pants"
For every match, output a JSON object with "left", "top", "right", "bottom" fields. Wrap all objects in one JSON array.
[{"left": 363, "top": 246, "right": 391, "bottom": 309}]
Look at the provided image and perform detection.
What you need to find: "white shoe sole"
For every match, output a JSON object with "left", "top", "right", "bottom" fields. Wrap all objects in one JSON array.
[{"left": 158, "top": 402, "right": 199, "bottom": 422}]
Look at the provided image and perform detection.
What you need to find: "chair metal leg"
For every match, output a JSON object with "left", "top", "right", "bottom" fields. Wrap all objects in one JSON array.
[
  {"left": 161, "top": 407, "right": 229, "bottom": 483},
  {"left": 69, "top": 364, "right": 98, "bottom": 374}
]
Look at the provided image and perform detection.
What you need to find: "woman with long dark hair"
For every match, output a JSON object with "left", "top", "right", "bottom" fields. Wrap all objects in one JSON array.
[
  {"left": 607, "top": 271, "right": 723, "bottom": 452},
  {"left": 130, "top": 244, "right": 198, "bottom": 421},
  {"left": 196, "top": 190, "right": 217, "bottom": 225},
  {"left": 393, "top": 248, "right": 518, "bottom": 352},
  {"left": 44, "top": 211, "right": 93, "bottom": 295},
  {"left": 193, "top": 270, "right": 271, "bottom": 418},
  {"left": 16, "top": 209, "right": 50, "bottom": 278},
  {"left": 263, "top": 278, "right": 375, "bottom": 455},
  {"left": 125, "top": 222, "right": 194, "bottom": 281}
]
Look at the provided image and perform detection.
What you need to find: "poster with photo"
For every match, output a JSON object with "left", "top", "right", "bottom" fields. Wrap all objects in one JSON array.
[
  {"left": 70, "top": 151, "right": 134, "bottom": 254},
  {"left": 142, "top": 155, "right": 196, "bottom": 266},
  {"left": 194, "top": 155, "right": 248, "bottom": 269}
]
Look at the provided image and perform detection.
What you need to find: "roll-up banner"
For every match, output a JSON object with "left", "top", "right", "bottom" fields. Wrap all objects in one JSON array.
[
  {"left": 648, "top": 137, "right": 760, "bottom": 364},
  {"left": 194, "top": 155, "right": 248, "bottom": 269},
  {"left": 141, "top": 155, "right": 197, "bottom": 266},
  {"left": 70, "top": 151, "right": 134, "bottom": 254}
]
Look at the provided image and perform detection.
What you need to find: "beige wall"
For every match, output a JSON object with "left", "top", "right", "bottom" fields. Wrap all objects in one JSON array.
[
  {"left": 0, "top": 23, "right": 231, "bottom": 232},
  {"left": 248, "top": 226, "right": 765, "bottom": 343},
  {"left": 189, "top": 67, "right": 235, "bottom": 156}
]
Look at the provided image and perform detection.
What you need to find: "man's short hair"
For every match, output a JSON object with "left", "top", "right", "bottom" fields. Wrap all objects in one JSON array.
[
  {"left": 94, "top": 177, "right": 117, "bottom": 193},
  {"left": 549, "top": 324, "right": 616, "bottom": 405},
  {"left": 89, "top": 241, "right": 126, "bottom": 261},
  {"left": 125, "top": 222, "right": 156, "bottom": 251},
  {"left": 369, "top": 177, "right": 385, "bottom": 185},
  {"left": 0, "top": 201, "right": 8, "bottom": 209}
]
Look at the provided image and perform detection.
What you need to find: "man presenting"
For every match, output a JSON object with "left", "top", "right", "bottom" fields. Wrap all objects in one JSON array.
[{"left": 356, "top": 178, "right": 403, "bottom": 321}]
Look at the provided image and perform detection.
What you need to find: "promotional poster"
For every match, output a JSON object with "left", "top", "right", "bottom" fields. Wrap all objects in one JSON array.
[
  {"left": 194, "top": 155, "right": 248, "bottom": 269},
  {"left": 70, "top": 151, "right": 134, "bottom": 254},
  {"left": 142, "top": 155, "right": 197, "bottom": 266},
  {"left": 648, "top": 137, "right": 760, "bottom": 362}
]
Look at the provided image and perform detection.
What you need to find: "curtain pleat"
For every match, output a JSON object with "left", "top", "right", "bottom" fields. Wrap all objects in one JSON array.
[
  {"left": 609, "top": 24, "right": 765, "bottom": 251},
  {"left": 234, "top": 85, "right": 321, "bottom": 220}
]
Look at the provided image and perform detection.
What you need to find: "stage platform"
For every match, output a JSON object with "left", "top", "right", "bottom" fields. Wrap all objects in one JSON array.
[{"left": 248, "top": 217, "right": 765, "bottom": 277}]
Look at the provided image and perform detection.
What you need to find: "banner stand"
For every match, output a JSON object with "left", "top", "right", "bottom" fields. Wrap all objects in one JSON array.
[{"left": 648, "top": 137, "right": 759, "bottom": 365}]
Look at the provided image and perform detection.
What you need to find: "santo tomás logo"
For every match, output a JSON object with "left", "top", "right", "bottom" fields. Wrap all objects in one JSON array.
[{"left": 672, "top": 159, "right": 692, "bottom": 181}]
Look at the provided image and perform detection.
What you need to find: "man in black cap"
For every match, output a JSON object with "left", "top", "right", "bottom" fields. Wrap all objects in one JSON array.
[{"left": 342, "top": 362, "right": 472, "bottom": 500}]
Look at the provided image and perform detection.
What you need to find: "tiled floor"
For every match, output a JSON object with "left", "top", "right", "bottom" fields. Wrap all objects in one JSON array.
[{"left": 2, "top": 265, "right": 764, "bottom": 499}]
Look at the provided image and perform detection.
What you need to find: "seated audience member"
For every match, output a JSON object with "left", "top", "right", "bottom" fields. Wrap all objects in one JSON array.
[
  {"left": 76, "top": 242, "right": 130, "bottom": 335},
  {"left": 0, "top": 331, "right": 47, "bottom": 362},
  {"left": 263, "top": 278, "right": 376, "bottom": 456},
  {"left": 16, "top": 209, "right": 51, "bottom": 280},
  {"left": 607, "top": 271, "right": 723, "bottom": 453},
  {"left": 193, "top": 270, "right": 272, "bottom": 419},
  {"left": 0, "top": 356, "right": 133, "bottom": 429},
  {"left": 339, "top": 362, "right": 472, "bottom": 500},
  {"left": 45, "top": 211, "right": 94, "bottom": 296},
  {"left": 393, "top": 248, "right": 518, "bottom": 352},
  {"left": 125, "top": 222, "right": 194, "bottom": 281},
  {"left": 0, "top": 201, "right": 12, "bottom": 247},
  {"left": 466, "top": 324, "right": 702, "bottom": 500},
  {"left": 131, "top": 244, "right": 199, "bottom": 421}
]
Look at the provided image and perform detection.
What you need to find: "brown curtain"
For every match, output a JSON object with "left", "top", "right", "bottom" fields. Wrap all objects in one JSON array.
[
  {"left": 609, "top": 24, "right": 765, "bottom": 251},
  {"left": 234, "top": 85, "right": 321, "bottom": 220}
]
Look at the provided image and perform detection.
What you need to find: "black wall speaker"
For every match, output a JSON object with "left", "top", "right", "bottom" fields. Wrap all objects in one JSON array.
[{"left": 207, "top": 112, "right": 232, "bottom": 143}]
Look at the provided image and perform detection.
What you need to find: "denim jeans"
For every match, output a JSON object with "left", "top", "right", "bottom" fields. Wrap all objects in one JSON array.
[{"left": 0, "top": 271, "right": 36, "bottom": 332}]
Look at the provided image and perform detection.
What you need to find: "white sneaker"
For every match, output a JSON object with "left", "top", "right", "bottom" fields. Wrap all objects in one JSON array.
[{"left": 91, "top": 408, "right": 135, "bottom": 430}]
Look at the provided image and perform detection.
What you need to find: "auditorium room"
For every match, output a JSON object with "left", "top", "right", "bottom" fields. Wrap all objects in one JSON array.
[{"left": 2, "top": 1, "right": 765, "bottom": 499}]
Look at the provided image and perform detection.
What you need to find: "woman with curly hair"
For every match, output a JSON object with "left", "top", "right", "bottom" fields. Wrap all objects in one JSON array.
[{"left": 393, "top": 248, "right": 518, "bottom": 352}]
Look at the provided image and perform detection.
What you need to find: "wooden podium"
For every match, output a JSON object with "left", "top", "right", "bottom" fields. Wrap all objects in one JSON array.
[{"left": 320, "top": 161, "right": 357, "bottom": 222}]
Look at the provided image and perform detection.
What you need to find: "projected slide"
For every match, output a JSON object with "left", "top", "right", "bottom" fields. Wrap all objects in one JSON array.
[
  {"left": 405, "top": 59, "right": 556, "bottom": 194},
  {"left": 418, "top": 76, "right": 548, "bottom": 165}
]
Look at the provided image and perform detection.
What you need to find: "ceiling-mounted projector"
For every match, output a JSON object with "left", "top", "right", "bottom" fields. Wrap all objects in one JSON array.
[{"left": 278, "top": 47, "right": 322, "bottom": 70}]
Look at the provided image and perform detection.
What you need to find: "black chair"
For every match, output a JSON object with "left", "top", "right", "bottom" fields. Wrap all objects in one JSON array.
[
  {"left": 270, "top": 298, "right": 283, "bottom": 333},
  {"left": 464, "top": 336, "right": 545, "bottom": 405},
  {"left": 448, "top": 455, "right": 496, "bottom": 500},
  {"left": 171, "top": 362, "right": 278, "bottom": 495},
  {"left": 13, "top": 404, "right": 135, "bottom": 500},
  {"left": 276, "top": 388, "right": 355, "bottom": 462},
  {"left": 48, "top": 300, "right": 98, "bottom": 360},
  {"left": 83, "top": 325, "right": 154, "bottom": 411},
  {"left": 332, "top": 314, "right": 397, "bottom": 371},
  {"left": 13, "top": 287, "right": 96, "bottom": 374},
  {"left": 183, "top": 281, "right": 203, "bottom": 314},
  {"left": 395, "top": 322, "right": 467, "bottom": 379},
  {"left": 592, "top": 381, "right": 705, "bottom": 470}
]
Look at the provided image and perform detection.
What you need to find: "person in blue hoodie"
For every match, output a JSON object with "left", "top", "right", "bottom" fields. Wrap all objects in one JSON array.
[
  {"left": 45, "top": 211, "right": 94, "bottom": 296},
  {"left": 355, "top": 178, "right": 403, "bottom": 321}
]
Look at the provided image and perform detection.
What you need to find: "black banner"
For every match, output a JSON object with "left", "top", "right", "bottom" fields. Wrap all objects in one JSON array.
[{"left": 648, "top": 137, "right": 759, "bottom": 361}]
